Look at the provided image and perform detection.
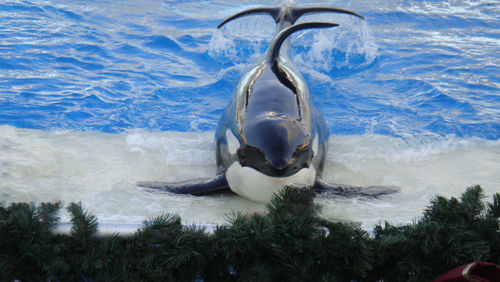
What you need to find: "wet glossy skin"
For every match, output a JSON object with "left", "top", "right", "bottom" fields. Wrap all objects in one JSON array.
[
  {"left": 215, "top": 23, "right": 331, "bottom": 182},
  {"left": 212, "top": 7, "right": 363, "bottom": 186},
  {"left": 238, "top": 65, "right": 312, "bottom": 177}
]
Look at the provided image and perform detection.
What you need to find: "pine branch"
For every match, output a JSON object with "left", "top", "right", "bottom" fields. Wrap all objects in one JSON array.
[
  {"left": 0, "top": 185, "right": 498, "bottom": 280},
  {"left": 68, "top": 202, "right": 98, "bottom": 240}
]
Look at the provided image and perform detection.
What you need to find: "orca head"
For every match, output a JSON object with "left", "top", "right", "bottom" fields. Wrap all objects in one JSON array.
[{"left": 237, "top": 117, "right": 313, "bottom": 177}]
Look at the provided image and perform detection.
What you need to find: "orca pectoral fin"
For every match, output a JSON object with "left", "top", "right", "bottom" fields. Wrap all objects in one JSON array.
[
  {"left": 313, "top": 178, "right": 400, "bottom": 197},
  {"left": 137, "top": 174, "right": 230, "bottom": 195}
]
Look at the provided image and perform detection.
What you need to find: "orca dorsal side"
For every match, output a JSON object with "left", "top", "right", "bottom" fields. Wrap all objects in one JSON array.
[
  {"left": 236, "top": 22, "right": 337, "bottom": 178},
  {"left": 244, "top": 22, "right": 339, "bottom": 124}
]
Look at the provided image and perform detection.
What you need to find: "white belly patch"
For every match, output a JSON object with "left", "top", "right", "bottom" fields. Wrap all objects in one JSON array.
[{"left": 226, "top": 162, "right": 316, "bottom": 202}]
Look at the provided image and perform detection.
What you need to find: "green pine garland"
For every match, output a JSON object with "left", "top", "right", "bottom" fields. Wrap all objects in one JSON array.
[{"left": 0, "top": 185, "right": 498, "bottom": 281}]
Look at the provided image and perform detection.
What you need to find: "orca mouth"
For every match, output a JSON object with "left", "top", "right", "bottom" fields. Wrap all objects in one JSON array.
[{"left": 237, "top": 145, "right": 313, "bottom": 177}]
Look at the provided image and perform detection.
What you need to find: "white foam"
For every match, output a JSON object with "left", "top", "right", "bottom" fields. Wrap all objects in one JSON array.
[
  {"left": 319, "top": 134, "right": 500, "bottom": 227},
  {"left": 1, "top": 125, "right": 498, "bottom": 229}
]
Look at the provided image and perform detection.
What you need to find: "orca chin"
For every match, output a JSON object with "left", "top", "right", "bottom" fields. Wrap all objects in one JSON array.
[{"left": 226, "top": 161, "right": 316, "bottom": 202}]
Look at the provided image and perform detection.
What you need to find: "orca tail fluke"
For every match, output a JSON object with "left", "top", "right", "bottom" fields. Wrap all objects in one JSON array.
[
  {"left": 217, "top": 6, "right": 281, "bottom": 28},
  {"left": 217, "top": 5, "right": 364, "bottom": 29},
  {"left": 137, "top": 174, "right": 230, "bottom": 195},
  {"left": 290, "top": 6, "right": 364, "bottom": 22},
  {"left": 313, "top": 178, "right": 400, "bottom": 198}
]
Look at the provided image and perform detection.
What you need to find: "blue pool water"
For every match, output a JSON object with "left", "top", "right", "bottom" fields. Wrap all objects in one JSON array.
[
  {"left": 0, "top": 0, "right": 499, "bottom": 227},
  {"left": 1, "top": 0, "right": 498, "bottom": 138}
]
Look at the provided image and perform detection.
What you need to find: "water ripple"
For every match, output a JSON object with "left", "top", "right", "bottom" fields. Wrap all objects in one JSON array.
[{"left": 0, "top": 0, "right": 498, "bottom": 140}]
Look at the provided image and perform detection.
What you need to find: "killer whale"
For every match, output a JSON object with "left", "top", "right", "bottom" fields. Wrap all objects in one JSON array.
[{"left": 138, "top": 5, "right": 398, "bottom": 202}]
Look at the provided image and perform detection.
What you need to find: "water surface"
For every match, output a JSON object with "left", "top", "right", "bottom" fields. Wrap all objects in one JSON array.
[{"left": 0, "top": 0, "right": 499, "bottom": 228}]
